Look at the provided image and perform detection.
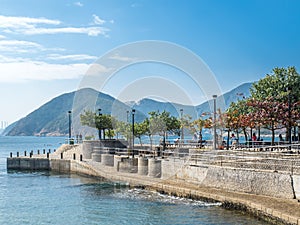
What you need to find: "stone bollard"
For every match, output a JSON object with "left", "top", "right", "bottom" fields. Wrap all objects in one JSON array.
[
  {"left": 114, "top": 155, "right": 124, "bottom": 171},
  {"left": 24, "top": 151, "right": 27, "bottom": 157},
  {"left": 17, "top": 152, "right": 19, "bottom": 157},
  {"left": 118, "top": 158, "right": 138, "bottom": 173},
  {"left": 73, "top": 153, "right": 76, "bottom": 160},
  {"left": 60, "top": 153, "right": 63, "bottom": 159},
  {"left": 148, "top": 158, "right": 162, "bottom": 178},
  {"left": 80, "top": 154, "right": 83, "bottom": 161},
  {"left": 101, "top": 154, "right": 114, "bottom": 167},
  {"left": 138, "top": 156, "right": 148, "bottom": 175},
  {"left": 91, "top": 151, "right": 101, "bottom": 162}
]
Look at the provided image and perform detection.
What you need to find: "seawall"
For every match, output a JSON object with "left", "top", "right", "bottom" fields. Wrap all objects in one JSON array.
[{"left": 7, "top": 143, "right": 300, "bottom": 225}]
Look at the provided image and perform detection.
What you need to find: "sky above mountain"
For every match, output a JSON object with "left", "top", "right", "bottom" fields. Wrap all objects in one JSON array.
[{"left": 0, "top": 0, "right": 300, "bottom": 124}]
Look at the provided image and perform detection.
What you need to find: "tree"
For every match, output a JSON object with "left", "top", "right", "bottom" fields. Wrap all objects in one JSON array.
[
  {"left": 191, "top": 117, "right": 212, "bottom": 145},
  {"left": 148, "top": 110, "right": 180, "bottom": 150},
  {"left": 80, "top": 110, "right": 116, "bottom": 140},
  {"left": 134, "top": 119, "right": 149, "bottom": 146},
  {"left": 250, "top": 66, "right": 300, "bottom": 143}
]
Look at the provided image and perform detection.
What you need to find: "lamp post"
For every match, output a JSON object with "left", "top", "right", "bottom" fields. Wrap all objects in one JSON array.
[
  {"left": 180, "top": 109, "right": 184, "bottom": 144},
  {"left": 98, "top": 108, "right": 102, "bottom": 140},
  {"left": 126, "top": 110, "right": 129, "bottom": 123},
  {"left": 213, "top": 95, "right": 217, "bottom": 150},
  {"left": 287, "top": 87, "right": 292, "bottom": 150},
  {"left": 132, "top": 109, "right": 135, "bottom": 158},
  {"left": 297, "top": 120, "right": 300, "bottom": 143},
  {"left": 68, "top": 111, "right": 72, "bottom": 144}
]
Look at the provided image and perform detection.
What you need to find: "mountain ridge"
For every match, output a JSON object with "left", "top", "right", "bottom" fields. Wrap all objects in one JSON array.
[{"left": 4, "top": 82, "right": 252, "bottom": 136}]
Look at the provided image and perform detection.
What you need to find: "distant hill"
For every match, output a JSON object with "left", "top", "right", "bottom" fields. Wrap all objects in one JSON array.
[
  {"left": 6, "top": 88, "right": 138, "bottom": 136},
  {"left": 4, "top": 82, "right": 253, "bottom": 136},
  {"left": 129, "top": 82, "right": 252, "bottom": 119}
]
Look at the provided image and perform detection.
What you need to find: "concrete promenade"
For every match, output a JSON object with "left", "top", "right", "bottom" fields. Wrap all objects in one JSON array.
[{"left": 7, "top": 143, "right": 300, "bottom": 225}]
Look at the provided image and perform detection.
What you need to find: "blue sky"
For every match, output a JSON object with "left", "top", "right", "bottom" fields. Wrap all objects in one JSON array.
[{"left": 0, "top": 0, "right": 300, "bottom": 124}]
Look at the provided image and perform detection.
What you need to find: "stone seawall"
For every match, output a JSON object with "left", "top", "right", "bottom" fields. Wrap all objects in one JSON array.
[
  {"left": 7, "top": 158, "right": 49, "bottom": 170},
  {"left": 7, "top": 146, "right": 300, "bottom": 225},
  {"left": 161, "top": 160, "right": 299, "bottom": 200}
]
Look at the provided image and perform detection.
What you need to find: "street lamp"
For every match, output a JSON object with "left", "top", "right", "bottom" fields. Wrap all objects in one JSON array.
[
  {"left": 213, "top": 95, "right": 217, "bottom": 150},
  {"left": 68, "top": 111, "right": 72, "bottom": 144},
  {"left": 98, "top": 108, "right": 102, "bottom": 140},
  {"left": 180, "top": 109, "right": 184, "bottom": 144},
  {"left": 287, "top": 87, "right": 292, "bottom": 150},
  {"left": 132, "top": 109, "right": 135, "bottom": 158},
  {"left": 297, "top": 120, "right": 300, "bottom": 143}
]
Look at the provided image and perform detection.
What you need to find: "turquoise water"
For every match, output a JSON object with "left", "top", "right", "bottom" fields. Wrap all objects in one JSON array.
[{"left": 0, "top": 136, "right": 269, "bottom": 224}]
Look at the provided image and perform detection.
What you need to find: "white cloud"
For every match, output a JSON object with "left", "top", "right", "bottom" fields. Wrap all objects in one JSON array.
[
  {"left": 74, "top": 2, "right": 83, "bottom": 7},
  {"left": 109, "top": 53, "right": 137, "bottom": 62},
  {"left": 93, "top": 14, "right": 106, "bottom": 25},
  {"left": 0, "top": 15, "right": 110, "bottom": 37},
  {"left": 21, "top": 26, "right": 109, "bottom": 36},
  {"left": 0, "top": 15, "right": 60, "bottom": 30},
  {"left": 47, "top": 54, "right": 97, "bottom": 61},
  {"left": 0, "top": 39, "right": 43, "bottom": 53},
  {"left": 0, "top": 61, "right": 90, "bottom": 82}
]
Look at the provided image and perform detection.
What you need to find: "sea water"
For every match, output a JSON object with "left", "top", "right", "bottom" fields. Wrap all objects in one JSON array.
[{"left": 0, "top": 136, "right": 269, "bottom": 224}]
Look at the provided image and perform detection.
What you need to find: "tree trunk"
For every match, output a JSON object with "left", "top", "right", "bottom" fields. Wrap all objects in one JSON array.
[{"left": 271, "top": 123, "right": 275, "bottom": 146}]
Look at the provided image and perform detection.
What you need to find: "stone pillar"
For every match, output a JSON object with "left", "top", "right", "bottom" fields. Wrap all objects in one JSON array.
[
  {"left": 101, "top": 154, "right": 114, "bottom": 167},
  {"left": 148, "top": 158, "right": 161, "bottom": 178},
  {"left": 91, "top": 150, "right": 101, "bottom": 162},
  {"left": 118, "top": 158, "right": 138, "bottom": 173},
  {"left": 114, "top": 155, "right": 124, "bottom": 171},
  {"left": 138, "top": 156, "right": 148, "bottom": 175},
  {"left": 82, "top": 141, "right": 100, "bottom": 159}
]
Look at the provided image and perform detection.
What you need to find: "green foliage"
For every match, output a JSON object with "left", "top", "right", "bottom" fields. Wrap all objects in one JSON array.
[
  {"left": 226, "top": 66, "right": 300, "bottom": 144},
  {"left": 148, "top": 110, "right": 180, "bottom": 136},
  {"left": 80, "top": 110, "right": 116, "bottom": 139}
]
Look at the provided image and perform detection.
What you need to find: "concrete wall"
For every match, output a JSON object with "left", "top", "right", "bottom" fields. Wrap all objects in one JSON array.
[
  {"left": 293, "top": 175, "right": 300, "bottom": 199},
  {"left": 50, "top": 159, "right": 70, "bottom": 173},
  {"left": 202, "top": 166, "right": 295, "bottom": 199},
  {"left": 7, "top": 158, "right": 49, "bottom": 170},
  {"left": 162, "top": 158, "right": 296, "bottom": 199}
]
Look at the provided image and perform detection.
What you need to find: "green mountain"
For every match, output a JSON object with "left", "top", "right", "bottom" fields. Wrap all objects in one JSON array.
[
  {"left": 6, "top": 88, "right": 138, "bottom": 136},
  {"left": 4, "top": 83, "right": 252, "bottom": 136}
]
